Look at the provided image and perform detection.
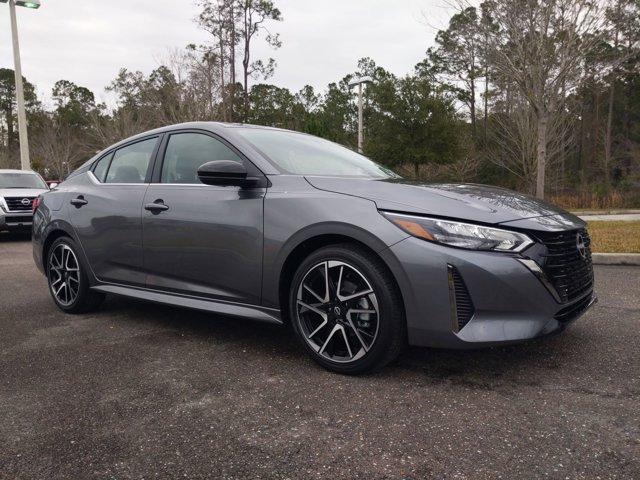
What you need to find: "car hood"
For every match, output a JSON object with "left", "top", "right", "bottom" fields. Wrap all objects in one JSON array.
[
  {"left": 0, "top": 188, "right": 48, "bottom": 198},
  {"left": 305, "top": 177, "right": 582, "bottom": 226}
]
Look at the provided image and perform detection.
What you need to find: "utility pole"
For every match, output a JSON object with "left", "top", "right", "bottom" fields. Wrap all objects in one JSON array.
[
  {"left": 348, "top": 76, "right": 372, "bottom": 153},
  {"left": 2, "top": 0, "right": 41, "bottom": 170}
]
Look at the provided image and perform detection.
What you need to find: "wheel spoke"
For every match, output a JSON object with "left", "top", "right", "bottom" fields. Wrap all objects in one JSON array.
[
  {"left": 308, "top": 318, "right": 328, "bottom": 339},
  {"left": 303, "top": 284, "right": 325, "bottom": 304},
  {"left": 51, "top": 251, "right": 62, "bottom": 270},
  {"left": 338, "top": 289, "right": 373, "bottom": 302},
  {"left": 322, "top": 262, "right": 330, "bottom": 302},
  {"left": 348, "top": 309, "right": 376, "bottom": 315},
  {"left": 319, "top": 324, "right": 340, "bottom": 355},
  {"left": 336, "top": 265, "right": 344, "bottom": 297},
  {"left": 297, "top": 300, "right": 327, "bottom": 320},
  {"left": 339, "top": 325, "right": 353, "bottom": 358},
  {"left": 346, "top": 315, "right": 370, "bottom": 352},
  {"left": 62, "top": 248, "right": 69, "bottom": 270}
]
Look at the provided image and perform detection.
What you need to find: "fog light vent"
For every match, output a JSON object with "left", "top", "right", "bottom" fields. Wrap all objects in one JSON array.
[{"left": 447, "top": 265, "right": 475, "bottom": 332}]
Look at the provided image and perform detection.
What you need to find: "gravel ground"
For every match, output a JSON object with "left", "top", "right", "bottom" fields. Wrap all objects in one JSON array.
[{"left": 1, "top": 233, "right": 639, "bottom": 479}]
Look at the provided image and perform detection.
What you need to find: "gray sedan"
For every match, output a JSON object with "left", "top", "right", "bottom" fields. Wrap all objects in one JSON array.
[{"left": 31, "top": 122, "right": 595, "bottom": 374}]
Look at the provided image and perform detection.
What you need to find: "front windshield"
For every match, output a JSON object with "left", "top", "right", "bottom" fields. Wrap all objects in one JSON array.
[
  {"left": 0, "top": 172, "right": 47, "bottom": 189},
  {"left": 235, "top": 128, "right": 398, "bottom": 178}
]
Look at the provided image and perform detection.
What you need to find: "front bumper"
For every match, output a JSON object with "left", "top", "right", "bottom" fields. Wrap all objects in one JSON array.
[
  {"left": 0, "top": 212, "right": 33, "bottom": 231},
  {"left": 383, "top": 236, "right": 596, "bottom": 349}
]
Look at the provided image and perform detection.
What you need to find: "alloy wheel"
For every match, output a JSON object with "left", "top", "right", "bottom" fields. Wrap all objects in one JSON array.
[
  {"left": 296, "top": 260, "right": 380, "bottom": 363},
  {"left": 48, "top": 244, "right": 81, "bottom": 307}
]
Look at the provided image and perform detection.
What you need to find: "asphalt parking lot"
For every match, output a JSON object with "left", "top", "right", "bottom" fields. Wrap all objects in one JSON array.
[{"left": 1, "top": 233, "right": 639, "bottom": 479}]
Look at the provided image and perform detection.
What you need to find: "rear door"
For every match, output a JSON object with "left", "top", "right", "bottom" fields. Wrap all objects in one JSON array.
[
  {"left": 141, "top": 130, "right": 266, "bottom": 305},
  {"left": 68, "top": 136, "right": 160, "bottom": 286}
]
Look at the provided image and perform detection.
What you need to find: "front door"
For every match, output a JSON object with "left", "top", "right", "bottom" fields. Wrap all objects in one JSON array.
[
  {"left": 68, "top": 136, "right": 159, "bottom": 286},
  {"left": 142, "top": 131, "right": 266, "bottom": 305}
]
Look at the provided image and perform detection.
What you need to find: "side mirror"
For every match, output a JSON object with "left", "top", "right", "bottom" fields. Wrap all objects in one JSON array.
[
  {"left": 197, "top": 161, "right": 255, "bottom": 187},
  {"left": 48, "top": 182, "right": 58, "bottom": 189}
]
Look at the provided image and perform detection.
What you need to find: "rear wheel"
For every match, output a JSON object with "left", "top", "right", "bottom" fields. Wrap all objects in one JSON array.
[
  {"left": 46, "top": 237, "right": 104, "bottom": 313},
  {"left": 289, "top": 244, "right": 406, "bottom": 374}
]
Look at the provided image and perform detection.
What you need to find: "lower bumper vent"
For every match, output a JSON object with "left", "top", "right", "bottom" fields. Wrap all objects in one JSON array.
[
  {"left": 554, "top": 293, "right": 596, "bottom": 323},
  {"left": 447, "top": 265, "right": 475, "bottom": 332}
]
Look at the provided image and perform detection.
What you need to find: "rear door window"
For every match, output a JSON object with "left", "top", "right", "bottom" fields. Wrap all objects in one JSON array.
[{"left": 105, "top": 137, "right": 158, "bottom": 184}]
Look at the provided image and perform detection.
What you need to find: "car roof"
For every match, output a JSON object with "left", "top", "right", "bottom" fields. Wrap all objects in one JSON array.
[
  {"left": 111, "top": 121, "right": 293, "bottom": 145},
  {"left": 75, "top": 122, "right": 290, "bottom": 177}
]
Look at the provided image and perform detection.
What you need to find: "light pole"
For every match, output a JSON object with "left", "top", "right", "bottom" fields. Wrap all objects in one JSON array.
[
  {"left": 1, "top": 0, "right": 41, "bottom": 171},
  {"left": 348, "top": 76, "right": 372, "bottom": 153}
]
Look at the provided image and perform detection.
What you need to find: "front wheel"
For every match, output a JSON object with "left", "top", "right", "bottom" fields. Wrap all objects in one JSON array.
[
  {"left": 289, "top": 244, "right": 406, "bottom": 374},
  {"left": 46, "top": 237, "right": 104, "bottom": 313}
]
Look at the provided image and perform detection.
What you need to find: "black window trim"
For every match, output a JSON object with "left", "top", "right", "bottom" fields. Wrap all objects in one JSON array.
[{"left": 150, "top": 128, "right": 268, "bottom": 187}]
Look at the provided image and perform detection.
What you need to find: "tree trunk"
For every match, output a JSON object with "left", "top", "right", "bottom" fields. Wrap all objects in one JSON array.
[
  {"left": 483, "top": 31, "right": 488, "bottom": 146},
  {"left": 470, "top": 77, "right": 477, "bottom": 143},
  {"left": 243, "top": 63, "right": 249, "bottom": 122},
  {"left": 535, "top": 112, "right": 548, "bottom": 199},
  {"left": 603, "top": 9, "right": 619, "bottom": 188},
  {"left": 229, "top": 1, "right": 236, "bottom": 121},
  {"left": 242, "top": 9, "right": 250, "bottom": 123},
  {"left": 5, "top": 107, "right": 14, "bottom": 150},
  {"left": 593, "top": 89, "right": 600, "bottom": 175},
  {"left": 219, "top": 25, "right": 227, "bottom": 122},
  {"left": 604, "top": 79, "right": 615, "bottom": 187},
  {"left": 483, "top": 68, "right": 488, "bottom": 146}
]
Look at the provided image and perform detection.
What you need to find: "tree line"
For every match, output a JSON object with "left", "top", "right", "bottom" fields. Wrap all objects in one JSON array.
[{"left": 0, "top": 0, "right": 638, "bottom": 206}]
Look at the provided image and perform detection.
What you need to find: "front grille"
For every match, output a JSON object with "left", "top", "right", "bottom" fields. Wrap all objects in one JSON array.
[
  {"left": 5, "top": 215, "right": 32, "bottom": 225},
  {"left": 534, "top": 229, "right": 594, "bottom": 303},
  {"left": 4, "top": 196, "right": 35, "bottom": 211},
  {"left": 448, "top": 265, "right": 475, "bottom": 332}
]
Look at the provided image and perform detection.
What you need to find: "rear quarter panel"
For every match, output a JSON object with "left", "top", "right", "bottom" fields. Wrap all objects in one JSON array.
[{"left": 32, "top": 188, "right": 74, "bottom": 274}]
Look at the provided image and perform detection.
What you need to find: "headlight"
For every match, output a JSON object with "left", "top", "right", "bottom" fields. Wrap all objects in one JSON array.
[
  {"left": 381, "top": 211, "right": 533, "bottom": 252},
  {"left": 0, "top": 198, "right": 7, "bottom": 213}
]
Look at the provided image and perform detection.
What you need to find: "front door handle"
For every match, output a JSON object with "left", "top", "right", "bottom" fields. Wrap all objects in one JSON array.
[
  {"left": 70, "top": 196, "right": 88, "bottom": 207},
  {"left": 144, "top": 200, "right": 169, "bottom": 213}
]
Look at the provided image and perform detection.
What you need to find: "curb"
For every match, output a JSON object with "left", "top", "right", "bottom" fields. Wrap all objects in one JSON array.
[
  {"left": 592, "top": 253, "right": 640, "bottom": 266},
  {"left": 571, "top": 209, "right": 640, "bottom": 215}
]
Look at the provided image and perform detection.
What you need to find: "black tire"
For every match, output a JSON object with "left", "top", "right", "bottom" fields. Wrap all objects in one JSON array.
[
  {"left": 46, "top": 236, "right": 104, "bottom": 314},
  {"left": 289, "top": 244, "right": 406, "bottom": 374}
]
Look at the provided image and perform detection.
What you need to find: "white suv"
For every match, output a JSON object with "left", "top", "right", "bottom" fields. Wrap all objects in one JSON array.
[{"left": 0, "top": 169, "right": 50, "bottom": 232}]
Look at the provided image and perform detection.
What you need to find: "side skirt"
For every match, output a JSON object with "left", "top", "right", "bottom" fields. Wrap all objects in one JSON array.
[{"left": 91, "top": 284, "right": 283, "bottom": 325}]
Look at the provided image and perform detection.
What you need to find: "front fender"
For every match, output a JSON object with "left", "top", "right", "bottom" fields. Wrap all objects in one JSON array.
[{"left": 261, "top": 183, "right": 408, "bottom": 308}]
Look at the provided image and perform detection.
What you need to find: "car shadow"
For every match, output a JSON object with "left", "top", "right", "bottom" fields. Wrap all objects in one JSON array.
[
  {"left": 97, "top": 294, "right": 578, "bottom": 382},
  {"left": 99, "top": 295, "right": 302, "bottom": 358}
]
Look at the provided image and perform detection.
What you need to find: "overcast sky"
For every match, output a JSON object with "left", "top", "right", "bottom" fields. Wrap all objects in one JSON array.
[{"left": 1, "top": 0, "right": 453, "bottom": 107}]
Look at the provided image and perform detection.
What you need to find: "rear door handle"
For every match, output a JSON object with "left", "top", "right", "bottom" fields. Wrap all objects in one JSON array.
[
  {"left": 70, "top": 196, "right": 88, "bottom": 207},
  {"left": 144, "top": 200, "right": 169, "bottom": 213}
]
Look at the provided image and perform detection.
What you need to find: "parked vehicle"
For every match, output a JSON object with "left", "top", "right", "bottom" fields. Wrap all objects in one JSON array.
[
  {"left": 32, "top": 123, "right": 596, "bottom": 374},
  {"left": 0, "top": 169, "right": 50, "bottom": 233}
]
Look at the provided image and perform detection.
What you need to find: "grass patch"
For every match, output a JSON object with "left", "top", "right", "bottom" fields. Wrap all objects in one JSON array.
[{"left": 587, "top": 221, "right": 640, "bottom": 253}]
